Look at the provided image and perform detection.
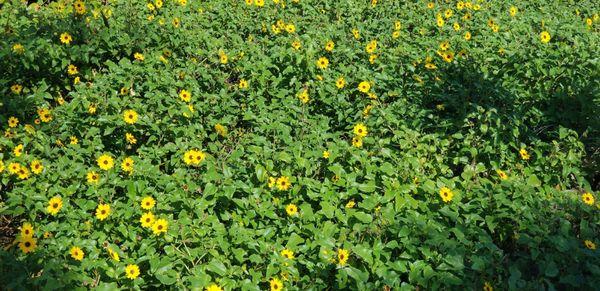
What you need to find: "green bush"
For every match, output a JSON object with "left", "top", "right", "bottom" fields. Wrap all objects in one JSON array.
[{"left": 0, "top": 0, "right": 598, "bottom": 290}]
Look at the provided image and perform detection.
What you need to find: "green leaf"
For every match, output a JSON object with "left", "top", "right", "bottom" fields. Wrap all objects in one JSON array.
[
  {"left": 206, "top": 260, "right": 227, "bottom": 276},
  {"left": 353, "top": 212, "right": 373, "bottom": 223},
  {"left": 527, "top": 175, "right": 542, "bottom": 187}
]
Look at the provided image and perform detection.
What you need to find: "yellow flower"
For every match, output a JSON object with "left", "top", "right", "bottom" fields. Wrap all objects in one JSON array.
[
  {"left": 335, "top": 76, "right": 346, "bottom": 89},
  {"left": 353, "top": 123, "right": 368, "bottom": 137},
  {"left": 439, "top": 187, "right": 454, "bottom": 203},
  {"left": 134, "top": 52, "right": 144, "bottom": 61},
  {"left": 427, "top": 2, "right": 434, "bottom": 9},
  {"left": 297, "top": 89, "right": 310, "bottom": 104},
  {"left": 11, "top": 84, "right": 23, "bottom": 94},
  {"left": 291, "top": 40, "right": 301, "bottom": 50},
  {"left": 8, "top": 162, "right": 21, "bottom": 174},
  {"left": 30, "top": 160, "right": 43, "bottom": 174},
  {"left": 14, "top": 144, "right": 23, "bottom": 157},
  {"left": 369, "top": 54, "right": 377, "bottom": 64},
  {"left": 18, "top": 236, "right": 37, "bottom": 254},
  {"left": 17, "top": 167, "right": 30, "bottom": 180},
  {"left": 172, "top": 17, "right": 181, "bottom": 27},
  {"left": 268, "top": 177, "right": 276, "bottom": 188},
  {"left": 316, "top": 57, "right": 329, "bottom": 69},
  {"left": 121, "top": 157, "right": 134, "bottom": 173},
  {"left": 358, "top": 81, "right": 371, "bottom": 93},
  {"left": 325, "top": 40, "right": 335, "bottom": 52},
  {"left": 219, "top": 51, "right": 228, "bottom": 64},
  {"left": 285, "top": 204, "right": 298, "bottom": 216},
  {"left": 183, "top": 149, "right": 206, "bottom": 165},
  {"left": 276, "top": 176, "right": 291, "bottom": 191},
  {"left": 519, "top": 148, "right": 530, "bottom": 160},
  {"left": 97, "top": 154, "right": 114, "bottom": 170},
  {"left": 60, "top": 32, "right": 73, "bottom": 44},
  {"left": 47, "top": 196, "right": 63, "bottom": 216},
  {"left": 12, "top": 43, "right": 24, "bottom": 54},
  {"left": 38, "top": 108, "right": 52, "bottom": 122},
  {"left": 179, "top": 89, "right": 192, "bottom": 102},
  {"left": 141, "top": 196, "right": 156, "bottom": 210},
  {"left": 255, "top": 0, "right": 264, "bottom": 7},
  {"left": 125, "top": 133, "right": 137, "bottom": 144},
  {"left": 453, "top": 22, "right": 461, "bottom": 31},
  {"left": 21, "top": 222, "right": 34, "bottom": 238},
  {"left": 496, "top": 170, "right": 508, "bottom": 180},
  {"left": 323, "top": 151, "right": 330, "bottom": 159},
  {"left": 584, "top": 240, "right": 596, "bottom": 250},
  {"left": 239, "top": 79, "right": 249, "bottom": 89},
  {"left": 582, "top": 192, "right": 595, "bottom": 206},
  {"left": 108, "top": 248, "right": 120, "bottom": 261},
  {"left": 87, "top": 171, "right": 100, "bottom": 184},
  {"left": 270, "top": 278, "right": 283, "bottom": 291},
  {"left": 352, "top": 28, "right": 360, "bottom": 39},
  {"left": 352, "top": 136, "right": 363, "bottom": 148},
  {"left": 70, "top": 246, "right": 85, "bottom": 261},
  {"left": 95, "top": 203, "right": 111, "bottom": 221},
  {"left": 363, "top": 105, "right": 373, "bottom": 117},
  {"left": 125, "top": 264, "right": 140, "bottom": 280},
  {"left": 425, "top": 63, "right": 437, "bottom": 70},
  {"left": 269, "top": 278, "right": 283, "bottom": 291},
  {"left": 437, "top": 16, "right": 445, "bottom": 27},
  {"left": 444, "top": 9, "right": 453, "bottom": 18},
  {"left": 140, "top": 212, "right": 155, "bottom": 228},
  {"left": 206, "top": 284, "right": 223, "bottom": 291},
  {"left": 509, "top": 6, "right": 518, "bottom": 17},
  {"left": 281, "top": 249, "right": 295, "bottom": 259},
  {"left": 464, "top": 31, "right": 472, "bottom": 41},
  {"left": 337, "top": 248, "right": 349, "bottom": 266},
  {"left": 123, "top": 109, "right": 138, "bottom": 124},
  {"left": 67, "top": 64, "right": 78, "bottom": 75},
  {"left": 272, "top": 24, "right": 281, "bottom": 34},
  {"left": 345, "top": 200, "right": 355, "bottom": 208},
  {"left": 285, "top": 23, "right": 295, "bottom": 33},
  {"left": 483, "top": 282, "right": 493, "bottom": 291},
  {"left": 442, "top": 51, "right": 455, "bottom": 63},
  {"left": 540, "top": 31, "right": 551, "bottom": 44},
  {"left": 70, "top": 136, "right": 79, "bottom": 145},
  {"left": 152, "top": 219, "right": 168, "bottom": 235},
  {"left": 365, "top": 40, "right": 377, "bottom": 54},
  {"left": 215, "top": 123, "right": 228, "bottom": 136},
  {"left": 8, "top": 116, "right": 19, "bottom": 128},
  {"left": 73, "top": 0, "right": 86, "bottom": 14},
  {"left": 0, "top": 161, "right": 4, "bottom": 173}
]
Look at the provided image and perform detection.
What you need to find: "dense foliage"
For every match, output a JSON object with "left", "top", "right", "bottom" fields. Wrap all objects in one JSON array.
[{"left": 1, "top": 0, "right": 599, "bottom": 290}]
